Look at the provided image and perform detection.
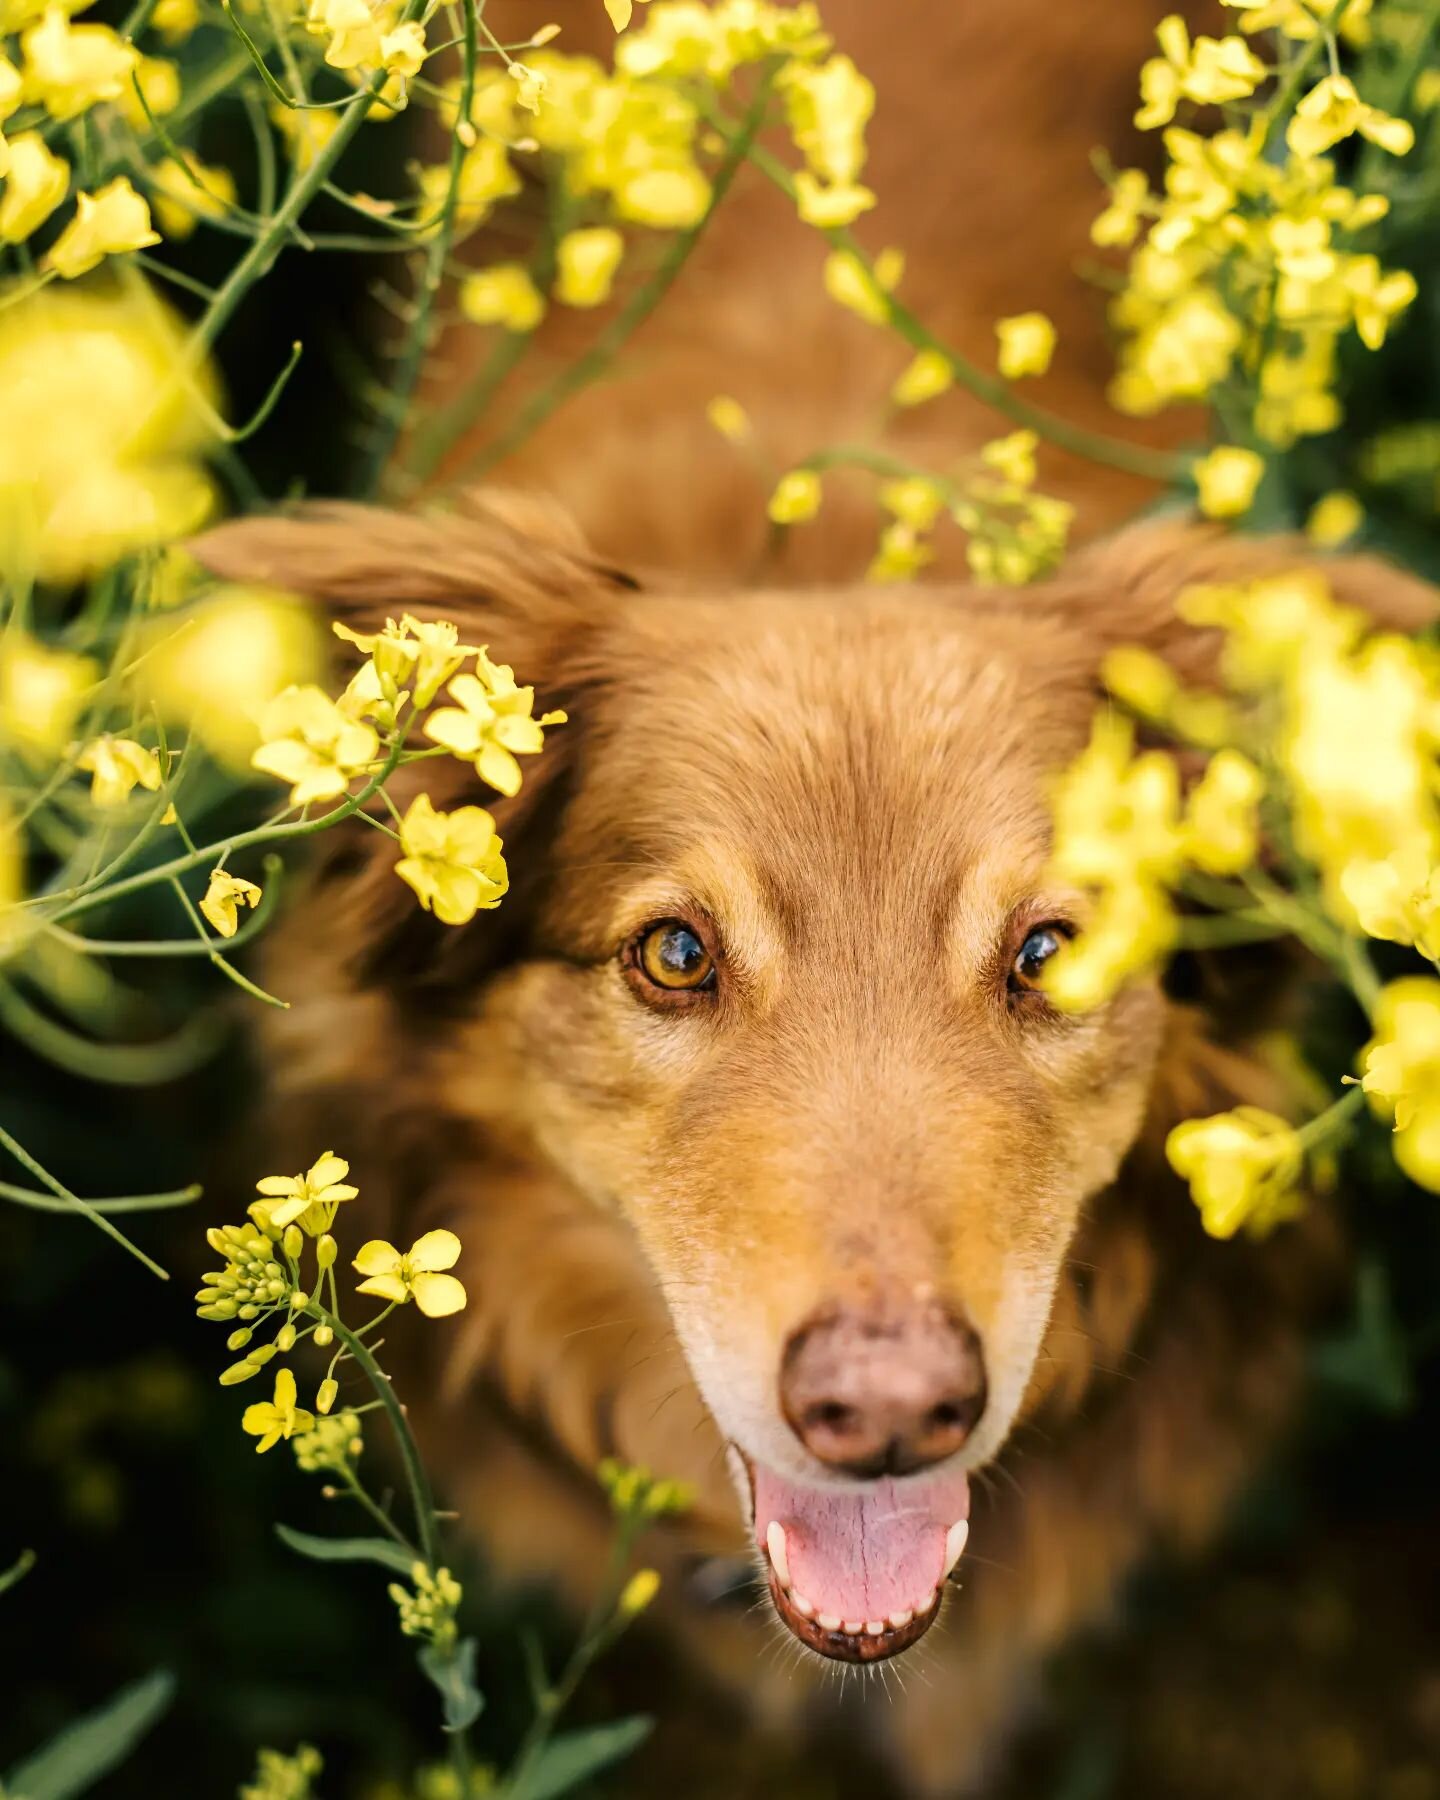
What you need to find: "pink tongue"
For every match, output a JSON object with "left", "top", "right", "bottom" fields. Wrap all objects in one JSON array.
[{"left": 752, "top": 1462, "right": 969, "bottom": 1621}]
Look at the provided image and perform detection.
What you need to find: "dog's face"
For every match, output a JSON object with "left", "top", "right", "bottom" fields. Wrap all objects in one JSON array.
[
  {"left": 196, "top": 504, "right": 1433, "bottom": 1668},
  {"left": 434, "top": 581, "right": 1166, "bottom": 1660}
]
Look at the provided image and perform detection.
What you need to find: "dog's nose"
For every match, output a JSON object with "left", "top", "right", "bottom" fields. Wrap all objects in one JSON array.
[{"left": 780, "top": 1301, "right": 987, "bottom": 1477}]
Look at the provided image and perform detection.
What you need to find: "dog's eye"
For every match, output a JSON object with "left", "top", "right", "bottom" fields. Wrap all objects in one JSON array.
[
  {"left": 1009, "top": 924, "right": 1069, "bottom": 994},
  {"left": 636, "top": 920, "right": 715, "bottom": 992}
]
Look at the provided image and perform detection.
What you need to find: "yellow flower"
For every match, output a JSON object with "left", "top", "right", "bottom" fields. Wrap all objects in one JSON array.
[
  {"left": 149, "top": 154, "right": 236, "bottom": 240},
  {"left": 555, "top": 226, "right": 623, "bottom": 307},
  {"left": 380, "top": 19, "right": 425, "bottom": 76},
  {"left": 995, "top": 311, "right": 1056, "bottom": 380},
  {"left": 1049, "top": 713, "right": 1184, "bottom": 891},
  {"left": 604, "top": 0, "right": 633, "bottom": 26},
  {"left": 1343, "top": 849, "right": 1440, "bottom": 964},
  {"left": 423, "top": 654, "right": 566, "bottom": 797},
  {"left": 117, "top": 53, "right": 179, "bottom": 130},
  {"left": 0, "top": 51, "right": 20, "bottom": 123},
  {"left": 394, "top": 792, "right": 509, "bottom": 924},
  {"left": 891, "top": 348, "right": 953, "bottom": 408},
  {"left": 1042, "top": 880, "right": 1177, "bottom": 1013},
  {"left": 334, "top": 613, "right": 477, "bottom": 710},
  {"left": 151, "top": 0, "right": 200, "bottom": 44},
  {"left": 1358, "top": 978, "right": 1440, "bottom": 1191},
  {"left": 767, "top": 468, "right": 822, "bottom": 525},
  {"left": 822, "top": 245, "right": 903, "bottom": 325},
  {"left": 0, "top": 631, "right": 94, "bottom": 753},
  {"left": 1166, "top": 1108, "right": 1303, "bottom": 1238},
  {"left": 980, "top": 428, "right": 1038, "bottom": 487},
  {"left": 1305, "top": 490, "right": 1363, "bottom": 548},
  {"left": 1344, "top": 256, "right": 1417, "bottom": 351},
  {"left": 1193, "top": 445, "right": 1264, "bottom": 519},
  {"left": 781, "top": 53, "right": 875, "bottom": 226},
  {"left": 1177, "top": 569, "right": 1360, "bottom": 690},
  {"left": 613, "top": 164, "right": 710, "bottom": 228},
  {"left": 201, "top": 869, "right": 263, "bottom": 939},
  {"left": 618, "top": 1568, "right": 661, "bottom": 1617},
  {"left": 21, "top": 7, "right": 136, "bottom": 120},
  {"left": 242, "top": 1368, "right": 316, "bottom": 1454},
  {"left": 45, "top": 177, "right": 160, "bottom": 279},
  {"left": 1135, "top": 15, "right": 1266, "bottom": 130},
  {"left": 354, "top": 1229, "right": 467, "bottom": 1317},
  {"left": 75, "top": 734, "right": 163, "bottom": 807},
  {"left": 509, "top": 59, "right": 545, "bottom": 112},
  {"left": 1183, "top": 748, "right": 1262, "bottom": 876},
  {"left": 419, "top": 138, "right": 521, "bottom": 230},
  {"left": 866, "top": 519, "right": 932, "bottom": 584},
  {"left": 255, "top": 1150, "right": 359, "bottom": 1233},
  {"left": 1092, "top": 169, "right": 1150, "bottom": 248},
  {"left": 459, "top": 263, "right": 546, "bottom": 332},
  {"left": 879, "top": 476, "right": 946, "bottom": 531},
  {"left": 1287, "top": 74, "right": 1414, "bottom": 160},
  {"left": 252, "top": 685, "right": 378, "bottom": 807},
  {"left": 705, "top": 394, "right": 750, "bottom": 442},
  {"left": 314, "top": 0, "right": 381, "bottom": 70}
]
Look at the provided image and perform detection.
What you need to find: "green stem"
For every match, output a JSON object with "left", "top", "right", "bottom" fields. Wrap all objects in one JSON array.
[
  {"left": 739, "top": 137, "right": 1186, "bottom": 483},
  {"left": 420, "top": 64, "right": 782, "bottom": 489},
  {"left": 336, "top": 1462, "right": 419, "bottom": 1554},
  {"left": 0, "top": 1123, "right": 169, "bottom": 1278},
  {"left": 0, "top": 1179, "right": 202, "bottom": 1213}
]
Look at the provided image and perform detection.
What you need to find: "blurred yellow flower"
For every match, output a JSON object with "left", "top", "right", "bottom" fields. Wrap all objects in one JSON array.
[
  {"left": 151, "top": 0, "right": 200, "bottom": 43},
  {"left": 0, "top": 630, "right": 94, "bottom": 753},
  {"left": 509, "top": 58, "right": 545, "bottom": 111},
  {"left": 381, "top": 19, "right": 425, "bottom": 77},
  {"left": 1359, "top": 978, "right": 1440, "bottom": 1190},
  {"left": 255, "top": 1151, "right": 358, "bottom": 1233},
  {"left": 1193, "top": 444, "right": 1264, "bottom": 518},
  {"left": 354, "top": 1229, "right": 467, "bottom": 1316},
  {"left": 1342, "top": 846, "right": 1440, "bottom": 964},
  {"left": 75, "top": 734, "right": 163, "bottom": 807},
  {"left": 1043, "top": 880, "right": 1176, "bottom": 1013},
  {"left": 423, "top": 654, "right": 566, "bottom": 796},
  {"left": 1306, "top": 490, "right": 1364, "bottom": 548},
  {"left": 995, "top": 312, "right": 1056, "bottom": 380},
  {"left": 618, "top": 1568, "right": 661, "bottom": 1616},
  {"left": 251, "top": 684, "right": 378, "bottom": 806},
  {"left": 767, "top": 468, "right": 822, "bottom": 524},
  {"left": 117, "top": 52, "right": 180, "bottom": 130},
  {"left": 0, "top": 131, "right": 68, "bottom": 240},
  {"left": 142, "top": 587, "right": 322, "bottom": 768},
  {"left": 823, "top": 245, "right": 902, "bottom": 325},
  {"left": 980, "top": 428, "right": 1038, "bottom": 487},
  {"left": 1287, "top": 74, "right": 1414, "bottom": 159},
  {"left": 782, "top": 53, "right": 875, "bottom": 227},
  {"left": 1049, "top": 714, "right": 1183, "bottom": 891},
  {"left": 867, "top": 519, "right": 932, "bottom": 584},
  {"left": 149, "top": 153, "right": 236, "bottom": 239},
  {"left": 459, "top": 263, "right": 546, "bottom": 332},
  {"left": 1166, "top": 1107, "right": 1303, "bottom": 1238},
  {"left": 242, "top": 1368, "right": 315, "bottom": 1453},
  {"left": 1344, "top": 255, "right": 1417, "bottom": 351},
  {"left": 555, "top": 226, "right": 623, "bottom": 307},
  {"left": 1092, "top": 169, "right": 1150, "bottom": 248},
  {"left": 613, "top": 164, "right": 709, "bottom": 228},
  {"left": 46, "top": 177, "right": 160, "bottom": 278},
  {"left": 418, "top": 138, "right": 520, "bottom": 229},
  {"left": 314, "top": 0, "right": 381, "bottom": 70},
  {"left": 21, "top": 7, "right": 135, "bottom": 120},
  {"left": 394, "top": 792, "right": 509, "bottom": 924},
  {"left": 705, "top": 394, "right": 750, "bottom": 441},
  {"left": 1135, "top": 15, "right": 1265, "bottom": 130},
  {"left": 891, "top": 348, "right": 953, "bottom": 408},
  {"left": 200, "top": 869, "right": 263, "bottom": 939},
  {"left": 1183, "top": 748, "right": 1262, "bottom": 875}
]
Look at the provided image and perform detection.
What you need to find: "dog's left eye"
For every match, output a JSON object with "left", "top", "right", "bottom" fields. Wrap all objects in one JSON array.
[
  {"left": 1009, "top": 924, "right": 1068, "bottom": 994},
  {"left": 634, "top": 920, "right": 716, "bottom": 993}
]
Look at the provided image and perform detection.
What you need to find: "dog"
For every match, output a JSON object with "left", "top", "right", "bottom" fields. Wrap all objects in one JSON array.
[{"left": 193, "top": 1, "right": 1438, "bottom": 1791}]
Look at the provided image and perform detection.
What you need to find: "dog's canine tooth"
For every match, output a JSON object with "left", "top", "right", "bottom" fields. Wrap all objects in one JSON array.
[
  {"left": 817, "top": 1612, "right": 842, "bottom": 1632},
  {"left": 887, "top": 1608, "right": 913, "bottom": 1629},
  {"left": 790, "top": 1590, "right": 815, "bottom": 1618},
  {"left": 765, "top": 1520, "right": 791, "bottom": 1589},
  {"left": 942, "top": 1518, "right": 970, "bottom": 1579},
  {"left": 863, "top": 1619, "right": 885, "bottom": 1636}
]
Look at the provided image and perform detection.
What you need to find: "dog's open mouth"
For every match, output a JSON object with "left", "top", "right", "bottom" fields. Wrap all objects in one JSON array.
[{"left": 737, "top": 1451, "right": 970, "bottom": 1663}]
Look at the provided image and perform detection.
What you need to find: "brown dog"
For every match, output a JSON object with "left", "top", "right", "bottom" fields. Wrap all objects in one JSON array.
[{"left": 194, "top": 2, "right": 1438, "bottom": 1791}]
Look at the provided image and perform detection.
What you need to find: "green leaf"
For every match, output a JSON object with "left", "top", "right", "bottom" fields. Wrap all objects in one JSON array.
[
  {"left": 5, "top": 1669, "right": 175, "bottom": 1800},
  {"left": 513, "top": 1716, "right": 654, "bottom": 1800},
  {"left": 418, "top": 1636, "right": 484, "bottom": 1734},
  {"left": 0, "top": 1548, "right": 35, "bottom": 1599},
  {"left": 275, "top": 1523, "right": 416, "bottom": 1575}
]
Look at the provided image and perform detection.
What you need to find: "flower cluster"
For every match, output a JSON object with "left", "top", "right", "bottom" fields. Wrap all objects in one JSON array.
[
  {"left": 389, "top": 1561, "right": 463, "bottom": 1647},
  {"left": 1103, "top": 8, "right": 1420, "bottom": 509}
]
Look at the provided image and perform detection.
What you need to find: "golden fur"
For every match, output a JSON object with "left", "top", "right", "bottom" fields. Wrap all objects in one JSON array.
[{"left": 194, "top": 3, "right": 1439, "bottom": 1790}]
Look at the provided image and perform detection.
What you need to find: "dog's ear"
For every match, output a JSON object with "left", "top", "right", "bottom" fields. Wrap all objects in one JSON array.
[
  {"left": 190, "top": 489, "right": 635, "bottom": 1002},
  {"left": 1030, "top": 515, "right": 1438, "bottom": 684}
]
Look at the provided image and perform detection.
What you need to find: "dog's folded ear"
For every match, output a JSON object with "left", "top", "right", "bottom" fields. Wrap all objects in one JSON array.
[
  {"left": 1034, "top": 515, "right": 1439, "bottom": 685},
  {"left": 189, "top": 490, "right": 634, "bottom": 1000}
]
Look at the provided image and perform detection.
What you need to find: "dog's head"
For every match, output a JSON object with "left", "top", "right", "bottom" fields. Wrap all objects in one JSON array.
[{"left": 196, "top": 498, "right": 1433, "bottom": 1662}]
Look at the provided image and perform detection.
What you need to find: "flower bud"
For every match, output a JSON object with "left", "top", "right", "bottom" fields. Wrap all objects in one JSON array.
[
  {"left": 316, "top": 1234, "right": 337, "bottom": 1271},
  {"left": 316, "top": 1377, "right": 339, "bottom": 1415},
  {"left": 283, "top": 1224, "right": 304, "bottom": 1260},
  {"left": 249, "top": 1342, "right": 277, "bottom": 1368},
  {"left": 197, "top": 1301, "right": 237, "bottom": 1321},
  {"left": 618, "top": 1569, "right": 660, "bottom": 1618},
  {"left": 219, "top": 1359, "right": 260, "bottom": 1385},
  {"left": 313, "top": 1324, "right": 334, "bottom": 1347},
  {"left": 226, "top": 1327, "right": 253, "bottom": 1351},
  {"left": 275, "top": 1323, "right": 297, "bottom": 1352}
]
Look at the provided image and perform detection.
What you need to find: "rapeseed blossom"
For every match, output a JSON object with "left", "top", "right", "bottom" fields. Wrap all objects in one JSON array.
[
  {"left": 423, "top": 653, "right": 566, "bottom": 797},
  {"left": 394, "top": 793, "right": 509, "bottom": 924},
  {"left": 1167, "top": 1108, "right": 1304, "bottom": 1238},
  {"left": 354, "top": 1229, "right": 467, "bottom": 1316}
]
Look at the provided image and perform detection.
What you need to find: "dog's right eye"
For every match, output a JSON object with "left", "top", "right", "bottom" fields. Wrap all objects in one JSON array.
[{"left": 633, "top": 920, "right": 716, "bottom": 994}]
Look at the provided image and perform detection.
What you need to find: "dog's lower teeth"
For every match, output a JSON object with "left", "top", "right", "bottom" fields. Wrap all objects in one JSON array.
[
  {"left": 791, "top": 1590, "right": 815, "bottom": 1617},
  {"left": 887, "top": 1608, "right": 912, "bottom": 1629},
  {"left": 765, "top": 1520, "right": 791, "bottom": 1589},
  {"left": 817, "top": 1612, "right": 842, "bottom": 1632},
  {"left": 864, "top": 1619, "right": 885, "bottom": 1636},
  {"left": 841, "top": 1618, "right": 863, "bottom": 1635}
]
